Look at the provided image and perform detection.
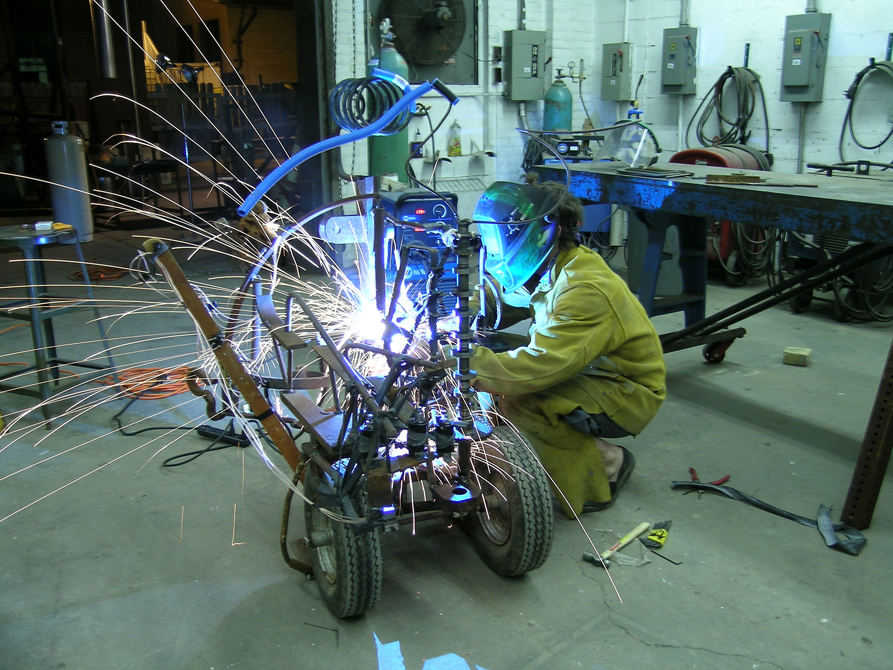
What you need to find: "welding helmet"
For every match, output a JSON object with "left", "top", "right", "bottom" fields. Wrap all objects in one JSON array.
[{"left": 474, "top": 181, "right": 558, "bottom": 293}]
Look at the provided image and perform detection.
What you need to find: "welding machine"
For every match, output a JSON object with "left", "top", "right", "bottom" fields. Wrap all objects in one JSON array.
[{"left": 379, "top": 190, "right": 459, "bottom": 311}]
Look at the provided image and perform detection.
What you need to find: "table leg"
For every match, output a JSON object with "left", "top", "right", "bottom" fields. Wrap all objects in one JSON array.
[
  {"left": 22, "top": 248, "right": 52, "bottom": 422},
  {"left": 73, "top": 238, "right": 118, "bottom": 384},
  {"left": 841, "top": 335, "right": 893, "bottom": 530}
]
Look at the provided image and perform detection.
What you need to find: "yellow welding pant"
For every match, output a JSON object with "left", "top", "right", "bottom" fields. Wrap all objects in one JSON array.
[{"left": 496, "top": 377, "right": 613, "bottom": 519}]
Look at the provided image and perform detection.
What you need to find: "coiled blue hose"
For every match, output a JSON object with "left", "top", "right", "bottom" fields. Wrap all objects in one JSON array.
[
  {"left": 237, "top": 73, "right": 431, "bottom": 218},
  {"left": 329, "top": 77, "right": 413, "bottom": 135}
]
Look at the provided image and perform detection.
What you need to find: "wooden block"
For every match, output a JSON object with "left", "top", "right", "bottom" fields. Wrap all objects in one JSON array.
[{"left": 783, "top": 347, "right": 812, "bottom": 366}]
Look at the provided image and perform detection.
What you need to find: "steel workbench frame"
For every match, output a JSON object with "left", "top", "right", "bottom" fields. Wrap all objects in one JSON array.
[{"left": 537, "top": 161, "right": 893, "bottom": 529}]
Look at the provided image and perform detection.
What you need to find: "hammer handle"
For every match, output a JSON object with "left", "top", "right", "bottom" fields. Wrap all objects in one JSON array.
[{"left": 602, "top": 521, "right": 651, "bottom": 560}]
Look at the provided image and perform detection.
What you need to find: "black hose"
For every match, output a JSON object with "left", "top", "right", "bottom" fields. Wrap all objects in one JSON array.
[
  {"left": 838, "top": 59, "right": 893, "bottom": 161},
  {"left": 328, "top": 77, "right": 413, "bottom": 135},
  {"left": 685, "top": 66, "right": 771, "bottom": 162}
]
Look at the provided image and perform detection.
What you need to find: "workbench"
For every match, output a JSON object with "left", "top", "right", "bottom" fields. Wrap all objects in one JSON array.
[{"left": 537, "top": 161, "right": 893, "bottom": 530}]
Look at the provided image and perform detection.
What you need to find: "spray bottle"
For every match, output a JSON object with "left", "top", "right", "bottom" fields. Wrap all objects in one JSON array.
[{"left": 447, "top": 120, "right": 462, "bottom": 156}]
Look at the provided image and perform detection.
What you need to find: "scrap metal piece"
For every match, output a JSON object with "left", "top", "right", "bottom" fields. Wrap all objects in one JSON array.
[
  {"left": 706, "top": 173, "right": 763, "bottom": 184},
  {"left": 430, "top": 480, "right": 481, "bottom": 518},
  {"left": 184, "top": 367, "right": 227, "bottom": 420}
]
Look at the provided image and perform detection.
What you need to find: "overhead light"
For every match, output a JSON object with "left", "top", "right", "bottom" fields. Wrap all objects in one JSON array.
[{"left": 181, "top": 64, "right": 204, "bottom": 84}]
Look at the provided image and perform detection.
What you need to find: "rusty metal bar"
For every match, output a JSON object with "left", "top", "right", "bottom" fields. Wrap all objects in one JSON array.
[
  {"left": 841, "top": 339, "right": 893, "bottom": 529},
  {"left": 143, "top": 239, "right": 302, "bottom": 472}
]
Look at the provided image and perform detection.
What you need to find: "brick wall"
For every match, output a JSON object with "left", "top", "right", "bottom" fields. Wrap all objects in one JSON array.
[{"left": 330, "top": 0, "right": 893, "bottom": 184}]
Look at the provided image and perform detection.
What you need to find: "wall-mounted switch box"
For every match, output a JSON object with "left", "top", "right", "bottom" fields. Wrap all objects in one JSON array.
[
  {"left": 780, "top": 13, "right": 831, "bottom": 102},
  {"left": 503, "top": 30, "right": 548, "bottom": 101},
  {"left": 602, "top": 42, "right": 632, "bottom": 101},
  {"left": 661, "top": 27, "right": 698, "bottom": 95}
]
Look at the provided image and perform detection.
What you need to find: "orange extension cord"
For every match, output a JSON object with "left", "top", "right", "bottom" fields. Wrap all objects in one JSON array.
[
  {"left": 96, "top": 367, "right": 195, "bottom": 399},
  {"left": 2, "top": 325, "right": 192, "bottom": 399},
  {"left": 68, "top": 264, "right": 129, "bottom": 282}
]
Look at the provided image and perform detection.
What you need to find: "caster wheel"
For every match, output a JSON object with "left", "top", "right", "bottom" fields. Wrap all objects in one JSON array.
[
  {"left": 789, "top": 291, "right": 812, "bottom": 314},
  {"left": 703, "top": 340, "right": 732, "bottom": 364}
]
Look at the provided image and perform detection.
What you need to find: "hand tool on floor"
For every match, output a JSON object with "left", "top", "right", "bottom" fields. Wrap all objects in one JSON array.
[
  {"left": 683, "top": 467, "right": 730, "bottom": 500},
  {"left": 639, "top": 519, "right": 671, "bottom": 549},
  {"left": 583, "top": 521, "right": 650, "bottom": 568}
]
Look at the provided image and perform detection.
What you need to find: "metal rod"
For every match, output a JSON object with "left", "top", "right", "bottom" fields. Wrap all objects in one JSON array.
[
  {"left": 92, "top": 0, "right": 117, "bottom": 79},
  {"left": 797, "top": 102, "right": 807, "bottom": 175},
  {"left": 180, "top": 102, "right": 196, "bottom": 227},
  {"left": 695, "top": 245, "right": 893, "bottom": 337},
  {"left": 841, "top": 337, "right": 893, "bottom": 529},
  {"left": 454, "top": 217, "right": 474, "bottom": 425},
  {"left": 373, "top": 205, "right": 386, "bottom": 313},
  {"left": 743, "top": 43, "right": 750, "bottom": 68},
  {"left": 661, "top": 242, "right": 879, "bottom": 346},
  {"left": 143, "top": 239, "right": 302, "bottom": 471},
  {"left": 121, "top": 0, "right": 143, "bottom": 158}
]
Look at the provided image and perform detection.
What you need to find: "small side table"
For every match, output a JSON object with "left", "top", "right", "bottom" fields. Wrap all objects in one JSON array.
[{"left": 0, "top": 227, "right": 118, "bottom": 423}]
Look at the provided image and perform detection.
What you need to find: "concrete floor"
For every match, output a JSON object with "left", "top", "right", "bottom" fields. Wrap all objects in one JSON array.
[{"left": 1, "top": 221, "right": 892, "bottom": 670}]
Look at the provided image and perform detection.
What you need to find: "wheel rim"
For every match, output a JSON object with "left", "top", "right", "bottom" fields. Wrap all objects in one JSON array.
[
  {"left": 477, "top": 463, "right": 512, "bottom": 545},
  {"left": 312, "top": 508, "right": 338, "bottom": 586}
]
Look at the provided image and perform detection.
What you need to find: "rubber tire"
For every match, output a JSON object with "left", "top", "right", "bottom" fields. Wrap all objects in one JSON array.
[
  {"left": 460, "top": 426, "right": 554, "bottom": 577},
  {"left": 304, "top": 461, "right": 382, "bottom": 618},
  {"left": 703, "top": 341, "right": 729, "bottom": 364},
  {"left": 789, "top": 291, "right": 812, "bottom": 314}
]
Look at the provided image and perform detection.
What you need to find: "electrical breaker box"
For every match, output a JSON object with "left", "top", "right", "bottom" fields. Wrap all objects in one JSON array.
[
  {"left": 503, "top": 30, "right": 547, "bottom": 101},
  {"left": 780, "top": 13, "right": 831, "bottom": 102},
  {"left": 601, "top": 42, "right": 632, "bottom": 101},
  {"left": 661, "top": 27, "right": 698, "bottom": 95}
]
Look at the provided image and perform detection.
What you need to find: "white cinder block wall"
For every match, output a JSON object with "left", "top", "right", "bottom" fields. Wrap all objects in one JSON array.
[{"left": 334, "top": 0, "right": 893, "bottom": 188}]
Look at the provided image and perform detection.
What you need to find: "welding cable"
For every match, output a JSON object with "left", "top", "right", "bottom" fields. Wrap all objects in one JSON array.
[
  {"left": 685, "top": 66, "right": 771, "bottom": 162},
  {"left": 838, "top": 59, "right": 893, "bottom": 161},
  {"left": 160, "top": 422, "right": 240, "bottom": 467},
  {"left": 833, "top": 254, "right": 893, "bottom": 322},
  {"left": 729, "top": 223, "right": 776, "bottom": 279},
  {"left": 109, "top": 388, "right": 197, "bottom": 437}
]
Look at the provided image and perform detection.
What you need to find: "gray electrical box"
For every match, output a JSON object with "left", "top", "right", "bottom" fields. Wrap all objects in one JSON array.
[
  {"left": 503, "top": 30, "right": 548, "bottom": 101},
  {"left": 601, "top": 42, "right": 633, "bottom": 101},
  {"left": 661, "top": 27, "right": 698, "bottom": 95},
  {"left": 780, "top": 13, "right": 831, "bottom": 102}
]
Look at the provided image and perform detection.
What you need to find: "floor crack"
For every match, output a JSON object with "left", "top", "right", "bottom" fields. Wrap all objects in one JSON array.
[
  {"left": 606, "top": 609, "right": 784, "bottom": 669},
  {"left": 580, "top": 562, "right": 784, "bottom": 670}
]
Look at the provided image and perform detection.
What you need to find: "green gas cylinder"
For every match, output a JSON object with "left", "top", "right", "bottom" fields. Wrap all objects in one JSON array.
[
  {"left": 368, "top": 40, "right": 409, "bottom": 181},
  {"left": 544, "top": 72, "right": 573, "bottom": 132}
]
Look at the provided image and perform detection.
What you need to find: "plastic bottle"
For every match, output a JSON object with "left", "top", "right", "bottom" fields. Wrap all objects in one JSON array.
[{"left": 447, "top": 120, "right": 462, "bottom": 157}]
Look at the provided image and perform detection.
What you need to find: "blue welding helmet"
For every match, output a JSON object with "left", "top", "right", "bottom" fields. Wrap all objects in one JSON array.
[{"left": 474, "top": 181, "right": 558, "bottom": 293}]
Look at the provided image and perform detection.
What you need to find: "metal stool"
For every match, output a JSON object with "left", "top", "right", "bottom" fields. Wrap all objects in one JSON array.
[{"left": 0, "top": 227, "right": 118, "bottom": 423}]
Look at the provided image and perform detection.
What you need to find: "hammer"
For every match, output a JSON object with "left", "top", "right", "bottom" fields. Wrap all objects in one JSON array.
[{"left": 583, "top": 521, "right": 651, "bottom": 568}]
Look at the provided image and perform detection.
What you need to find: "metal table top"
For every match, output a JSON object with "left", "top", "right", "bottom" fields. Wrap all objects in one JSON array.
[
  {"left": 536, "top": 162, "right": 893, "bottom": 243},
  {"left": 0, "top": 227, "right": 76, "bottom": 249}
]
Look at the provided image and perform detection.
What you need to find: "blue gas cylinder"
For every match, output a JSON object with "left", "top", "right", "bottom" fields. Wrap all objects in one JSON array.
[{"left": 544, "top": 74, "right": 572, "bottom": 132}]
